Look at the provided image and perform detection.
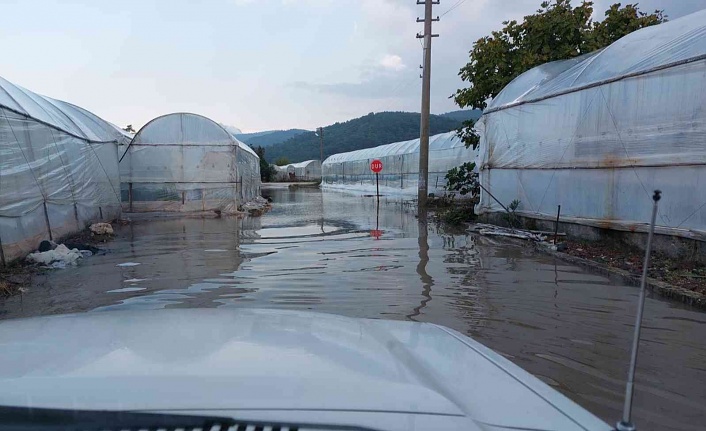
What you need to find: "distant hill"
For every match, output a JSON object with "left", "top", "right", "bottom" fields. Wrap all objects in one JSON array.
[
  {"left": 236, "top": 129, "right": 308, "bottom": 148},
  {"left": 439, "top": 109, "right": 482, "bottom": 123},
  {"left": 264, "top": 112, "right": 463, "bottom": 163}
]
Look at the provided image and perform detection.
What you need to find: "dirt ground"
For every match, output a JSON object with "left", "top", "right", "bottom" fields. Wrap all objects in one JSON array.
[{"left": 562, "top": 239, "right": 706, "bottom": 295}]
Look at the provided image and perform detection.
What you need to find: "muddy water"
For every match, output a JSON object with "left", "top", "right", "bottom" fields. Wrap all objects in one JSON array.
[{"left": 1, "top": 185, "right": 705, "bottom": 430}]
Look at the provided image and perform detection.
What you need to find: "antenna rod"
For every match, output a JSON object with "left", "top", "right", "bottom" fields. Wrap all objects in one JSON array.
[{"left": 617, "top": 189, "right": 661, "bottom": 431}]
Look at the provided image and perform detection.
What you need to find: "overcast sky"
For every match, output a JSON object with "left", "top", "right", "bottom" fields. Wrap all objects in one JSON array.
[{"left": 1, "top": 0, "right": 704, "bottom": 132}]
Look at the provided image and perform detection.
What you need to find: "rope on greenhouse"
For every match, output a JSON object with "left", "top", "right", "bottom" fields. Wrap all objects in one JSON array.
[
  {"left": 0, "top": 109, "right": 47, "bottom": 204},
  {"left": 598, "top": 86, "right": 670, "bottom": 227},
  {"left": 535, "top": 89, "right": 599, "bottom": 213}
]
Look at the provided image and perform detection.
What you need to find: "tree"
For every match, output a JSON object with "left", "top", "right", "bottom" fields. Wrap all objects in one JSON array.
[
  {"left": 275, "top": 156, "right": 291, "bottom": 166},
  {"left": 447, "top": 1, "right": 665, "bottom": 197},
  {"left": 123, "top": 124, "right": 135, "bottom": 133},
  {"left": 255, "top": 146, "right": 276, "bottom": 182}
]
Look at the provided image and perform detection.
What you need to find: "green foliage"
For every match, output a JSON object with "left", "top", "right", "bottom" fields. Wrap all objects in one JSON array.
[
  {"left": 274, "top": 156, "right": 291, "bottom": 166},
  {"left": 456, "top": 120, "right": 480, "bottom": 150},
  {"left": 265, "top": 112, "right": 465, "bottom": 163},
  {"left": 454, "top": 1, "right": 665, "bottom": 111},
  {"left": 440, "top": 205, "right": 476, "bottom": 225},
  {"left": 445, "top": 162, "right": 478, "bottom": 196},
  {"left": 255, "top": 146, "right": 276, "bottom": 182}
]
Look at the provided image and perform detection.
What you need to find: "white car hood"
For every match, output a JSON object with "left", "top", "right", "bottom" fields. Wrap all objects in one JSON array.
[{"left": 0, "top": 309, "right": 609, "bottom": 431}]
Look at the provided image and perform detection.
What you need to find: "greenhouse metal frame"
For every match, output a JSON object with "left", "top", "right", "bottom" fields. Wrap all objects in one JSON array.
[
  {"left": 0, "top": 75, "right": 126, "bottom": 263},
  {"left": 322, "top": 131, "right": 473, "bottom": 195},
  {"left": 119, "top": 113, "right": 260, "bottom": 214},
  {"left": 477, "top": 9, "right": 706, "bottom": 239}
]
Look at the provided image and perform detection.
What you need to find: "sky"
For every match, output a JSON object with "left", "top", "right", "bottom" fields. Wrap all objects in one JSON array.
[{"left": 1, "top": 0, "right": 705, "bottom": 133}]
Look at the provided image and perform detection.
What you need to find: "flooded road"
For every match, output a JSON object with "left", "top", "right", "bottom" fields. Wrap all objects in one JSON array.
[{"left": 2, "top": 185, "right": 705, "bottom": 430}]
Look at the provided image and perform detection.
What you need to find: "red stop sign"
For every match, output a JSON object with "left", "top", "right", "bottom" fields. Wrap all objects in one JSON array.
[{"left": 370, "top": 159, "right": 383, "bottom": 173}]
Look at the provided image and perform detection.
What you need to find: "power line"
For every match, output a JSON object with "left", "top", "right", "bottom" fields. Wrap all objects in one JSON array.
[{"left": 440, "top": 0, "right": 468, "bottom": 17}]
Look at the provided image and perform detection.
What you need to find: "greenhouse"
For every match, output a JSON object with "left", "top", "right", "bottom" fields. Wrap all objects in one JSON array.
[
  {"left": 272, "top": 165, "right": 293, "bottom": 182},
  {"left": 322, "top": 131, "right": 473, "bottom": 195},
  {"left": 291, "top": 160, "right": 322, "bottom": 181},
  {"left": 119, "top": 113, "right": 260, "bottom": 213},
  {"left": 0, "top": 75, "right": 126, "bottom": 263},
  {"left": 476, "top": 9, "right": 706, "bottom": 239}
]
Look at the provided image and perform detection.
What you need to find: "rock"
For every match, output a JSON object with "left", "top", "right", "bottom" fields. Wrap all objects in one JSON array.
[{"left": 89, "top": 222, "right": 114, "bottom": 235}]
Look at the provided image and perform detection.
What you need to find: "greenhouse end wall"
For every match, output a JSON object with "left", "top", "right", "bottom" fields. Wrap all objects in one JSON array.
[
  {"left": 0, "top": 78, "right": 124, "bottom": 263},
  {"left": 322, "top": 132, "right": 474, "bottom": 196},
  {"left": 119, "top": 113, "right": 261, "bottom": 214},
  {"left": 477, "top": 10, "right": 706, "bottom": 239}
]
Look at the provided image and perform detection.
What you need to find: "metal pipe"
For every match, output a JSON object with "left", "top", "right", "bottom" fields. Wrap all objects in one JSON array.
[
  {"left": 43, "top": 201, "right": 52, "bottom": 241},
  {"left": 128, "top": 182, "right": 133, "bottom": 212},
  {"left": 0, "top": 234, "right": 6, "bottom": 267},
  {"left": 554, "top": 205, "right": 562, "bottom": 244},
  {"left": 617, "top": 190, "right": 661, "bottom": 431}
]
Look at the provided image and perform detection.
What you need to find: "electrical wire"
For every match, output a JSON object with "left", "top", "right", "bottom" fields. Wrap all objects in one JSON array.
[{"left": 440, "top": 0, "right": 468, "bottom": 17}]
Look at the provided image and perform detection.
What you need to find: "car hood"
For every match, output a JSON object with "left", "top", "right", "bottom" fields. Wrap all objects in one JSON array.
[{"left": 0, "top": 309, "right": 609, "bottom": 431}]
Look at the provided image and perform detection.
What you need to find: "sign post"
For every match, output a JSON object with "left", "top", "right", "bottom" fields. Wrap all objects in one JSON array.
[{"left": 370, "top": 159, "right": 383, "bottom": 199}]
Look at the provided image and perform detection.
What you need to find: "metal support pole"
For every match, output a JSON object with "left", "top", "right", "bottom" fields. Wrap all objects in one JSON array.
[
  {"left": 318, "top": 127, "right": 324, "bottom": 163},
  {"left": 42, "top": 201, "right": 52, "bottom": 241},
  {"left": 128, "top": 182, "right": 133, "bottom": 212},
  {"left": 0, "top": 234, "right": 6, "bottom": 267},
  {"left": 617, "top": 190, "right": 661, "bottom": 431},
  {"left": 554, "top": 205, "right": 562, "bottom": 244},
  {"left": 416, "top": 0, "right": 438, "bottom": 210},
  {"left": 376, "top": 172, "right": 380, "bottom": 202},
  {"left": 73, "top": 203, "right": 80, "bottom": 229}
]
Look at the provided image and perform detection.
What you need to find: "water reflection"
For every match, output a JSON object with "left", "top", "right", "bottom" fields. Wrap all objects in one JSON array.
[
  {"left": 409, "top": 210, "right": 433, "bottom": 321},
  {"left": 1, "top": 187, "right": 705, "bottom": 430}
]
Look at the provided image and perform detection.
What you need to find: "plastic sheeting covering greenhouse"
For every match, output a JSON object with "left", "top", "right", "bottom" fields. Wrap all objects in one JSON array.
[
  {"left": 119, "top": 113, "right": 260, "bottom": 213},
  {"left": 0, "top": 76, "right": 126, "bottom": 263},
  {"left": 291, "top": 160, "right": 321, "bottom": 180},
  {"left": 322, "top": 131, "right": 472, "bottom": 195},
  {"left": 477, "top": 10, "right": 706, "bottom": 239}
]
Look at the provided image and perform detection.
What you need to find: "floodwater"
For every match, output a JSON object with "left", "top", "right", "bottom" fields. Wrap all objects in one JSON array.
[{"left": 1, "top": 185, "right": 705, "bottom": 430}]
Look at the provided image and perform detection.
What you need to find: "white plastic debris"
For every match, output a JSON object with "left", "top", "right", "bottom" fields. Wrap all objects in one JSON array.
[
  {"left": 116, "top": 262, "right": 141, "bottom": 267},
  {"left": 26, "top": 244, "right": 83, "bottom": 267},
  {"left": 89, "top": 222, "right": 114, "bottom": 235},
  {"left": 469, "top": 223, "right": 547, "bottom": 242}
]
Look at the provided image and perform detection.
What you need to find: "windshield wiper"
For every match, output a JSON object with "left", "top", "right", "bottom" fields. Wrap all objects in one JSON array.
[{"left": 0, "top": 406, "right": 381, "bottom": 431}]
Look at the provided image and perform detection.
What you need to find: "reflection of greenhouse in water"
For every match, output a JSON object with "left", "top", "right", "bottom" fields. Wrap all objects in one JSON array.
[
  {"left": 119, "top": 113, "right": 260, "bottom": 213},
  {"left": 0, "top": 75, "right": 128, "bottom": 263},
  {"left": 322, "top": 131, "right": 474, "bottom": 195}
]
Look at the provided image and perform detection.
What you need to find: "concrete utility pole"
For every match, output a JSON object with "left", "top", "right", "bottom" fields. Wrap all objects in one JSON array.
[
  {"left": 316, "top": 127, "right": 324, "bottom": 163},
  {"left": 416, "top": 0, "right": 438, "bottom": 209}
]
